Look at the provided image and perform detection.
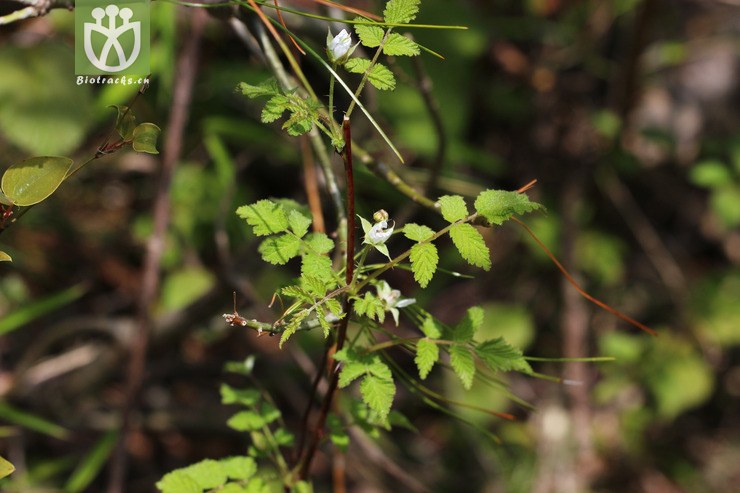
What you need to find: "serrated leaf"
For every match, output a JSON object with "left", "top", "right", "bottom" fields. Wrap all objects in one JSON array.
[
  {"left": 449, "top": 223, "right": 491, "bottom": 270},
  {"left": 2, "top": 156, "right": 74, "bottom": 206},
  {"left": 476, "top": 337, "right": 532, "bottom": 373},
  {"left": 220, "top": 456, "right": 257, "bottom": 480},
  {"left": 261, "top": 95, "right": 290, "bottom": 123},
  {"left": 315, "top": 305, "right": 331, "bottom": 338},
  {"left": 384, "top": 0, "right": 420, "bottom": 24},
  {"left": 383, "top": 33, "right": 420, "bottom": 56},
  {"left": 403, "top": 223, "right": 434, "bottom": 241},
  {"left": 409, "top": 242, "right": 438, "bottom": 287},
  {"left": 415, "top": 338, "right": 438, "bottom": 379},
  {"left": 179, "top": 460, "right": 227, "bottom": 490},
  {"left": 238, "top": 79, "right": 279, "bottom": 98},
  {"left": 354, "top": 21, "right": 385, "bottom": 48},
  {"left": 109, "top": 105, "right": 136, "bottom": 140},
  {"left": 279, "top": 309, "right": 309, "bottom": 348},
  {"left": 0, "top": 251, "right": 11, "bottom": 262},
  {"left": 236, "top": 200, "right": 289, "bottom": 236},
  {"left": 301, "top": 253, "right": 336, "bottom": 287},
  {"left": 450, "top": 344, "right": 475, "bottom": 390},
  {"left": 132, "top": 123, "right": 161, "bottom": 154},
  {"left": 345, "top": 59, "right": 396, "bottom": 90},
  {"left": 258, "top": 234, "right": 301, "bottom": 265},
  {"left": 156, "top": 471, "right": 201, "bottom": 493},
  {"left": 282, "top": 113, "right": 313, "bottom": 136},
  {"left": 339, "top": 360, "right": 368, "bottom": 388},
  {"left": 288, "top": 209, "right": 312, "bottom": 237},
  {"left": 353, "top": 292, "right": 385, "bottom": 323},
  {"left": 325, "top": 297, "right": 343, "bottom": 318},
  {"left": 454, "top": 306, "right": 484, "bottom": 342},
  {"left": 360, "top": 374, "right": 395, "bottom": 419},
  {"left": 474, "top": 189, "right": 543, "bottom": 225},
  {"left": 303, "top": 232, "right": 334, "bottom": 254},
  {"left": 301, "top": 276, "right": 328, "bottom": 297},
  {"left": 438, "top": 195, "right": 469, "bottom": 222},
  {"left": 421, "top": 315, "right": 442, "bottom": 338}
]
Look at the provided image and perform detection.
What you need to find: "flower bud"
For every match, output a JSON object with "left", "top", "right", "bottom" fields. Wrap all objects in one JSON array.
[
  {"left": 326, "top": 29, "right": 356, "bottom": 64},
  {"left": 373, "top": 209, "right": 389, "bottom": 223}
]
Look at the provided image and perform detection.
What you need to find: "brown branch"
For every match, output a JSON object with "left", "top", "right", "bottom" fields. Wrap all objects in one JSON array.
[
  {"left": 297, "top": 117, "right": 355, "bottom": 482},
  {"left": 106, "top": 8, "right": 208, "bottom": 493},
  {"left": 300, "top": 135, "right": 326, "bottom": 234}
]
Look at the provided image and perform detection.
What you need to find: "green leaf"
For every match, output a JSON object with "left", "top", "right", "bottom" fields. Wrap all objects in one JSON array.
[
  {"left": 415, "top": 338, "right": 438, "bottom": 379},
  {"left": 0, "top": 190, "right": 12, "bottom": 206},
  {"left": 303, "top": 232, "right": 334, "bottom": 254},
  {"left": 220, "top": 456, "right": 257, "bottom": 480},
  {"left": 262, "top": 95, "right": 291, "bottom": 123},
  {"left": 354, "top": 21, "right": 385, "bottom": 48},
  {"left": 274, "top": 427, "right": 295, "bottom": 446},
  {"left": 2, "top": 156, "right": 74, "bottom": 206},
  {"left": 301, "top": 253, "right": 336, "bottom": 287},
  {"left": 0, "top": 43, "right": 94, "bottom": 156},
  {"left": 258, "top": 234, "right": 301, "bottom": 265},
  {"left": 409, "top": 242, "right": 438, "bottom": 287},
  {"left": 227, "top": 411, "right": 266, "bottom": 432},
  {"left": 454, "top": 306, "right": 484, "bottom": 343},
  {"left": 280, "top": 309, "right": 310, "bottom": 348},
  {"left": 0, "top": 456, "right": 14, "bottom": 479},
  {"left": 421, "top": 315, "right": 442, "bottom": 339},
  {"left": 383, "top": 0, "right": 420, "bottom": 24},
  {"left": 220, "top": 384, "right": 261, "bottom": 406},
  {"left": 236, "top": 200, "right": 289, "bottom": 236},
  {"left": 339, "top": 360, "right": 369, "bottom": 388},
  {"left": 156, "top": 471, "right": 201, "bottom": 493},
  {"left": 449, "top": 223, "right": 491, "bottom": 270},
  {"left": 474, "top": 189, "right": 543, "bottom": 225},
  {"left": 0, "top": 283, "right": 87, "bottom": 336},
  {"left": 689, "top": 160, "right": 731, "bottom": 189},
  {"left": 132, "top": 123, "right": 161, "bottom": 154},
  {"left": 476, "top": 338, "right": 532, "bottom": 373},
  {"left": 450, "top": 344, "right": 475, "bottom": 390},
  {"left": 345, "top": 59, "right": 396, "bottom": 90},
  {"left": 238, "top": 79, "right": 279, "bottom": 98},
  {"left": 179, "top": 460, "right": 227, "bottom": 490},
  {"left": 383, "top": 33, "right": 420, "bottom": 56},
  {"left": 438, "top": 195, "right": 469, "bottom": 222},
  {"left": 0, "top": 401, "right": 70, "bottom": 440},
  {"left": 0, "top": 251, "right": 11, "bottom": 262},
  {"left": 353, "top": 292, "right": 385, "bottom": 323},
  {"left": 288, "top": 209, "right": 312, "bottom": 237},
  {"left": 403, "top": 223, "right": 434, "bottom": 241},
  {"left": 109, "top": 105, "right": 136, "bottom": 140},
  {"left": 328, "top": 415, "right": 349, "bottom": 452},
  {"left": 360, "top": 374, "right": 395, "bottom": 419}
]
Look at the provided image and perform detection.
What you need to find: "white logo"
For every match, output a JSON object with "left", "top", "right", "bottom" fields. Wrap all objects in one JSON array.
[{"left": 84, "top": 4, "right": 141, "bottom": 72}]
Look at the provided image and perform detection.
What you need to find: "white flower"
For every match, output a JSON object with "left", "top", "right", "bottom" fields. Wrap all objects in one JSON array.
[
  {"left": 376, "top": 281, "right": 415, "bottom": 326},
  {"left": 359, "top": 215, "right": 395, "bottom": 259},
  {"left": 326, "top": 29, "right": 356, "bottom": 64},
  {"left": 367, "top": 220, "right": 394, "bottom": 245}
]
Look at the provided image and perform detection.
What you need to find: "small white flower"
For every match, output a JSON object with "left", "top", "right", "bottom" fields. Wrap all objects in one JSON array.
[
  {"left": 376, "top": 281, "right": 415, "bottom": 326},
  {"left": 368, "top": 220, "right": 394, "bottom": 245},
  {"left": 359, "top": 215, "right": 395, "bottom": 259},
  {"left": 326, "top": 29, "right": 356, "bottom": 64}
]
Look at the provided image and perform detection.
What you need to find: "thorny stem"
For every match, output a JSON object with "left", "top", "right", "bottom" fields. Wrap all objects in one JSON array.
[{"left": 297, "top": 117, "right": 355, "bottom": 481}]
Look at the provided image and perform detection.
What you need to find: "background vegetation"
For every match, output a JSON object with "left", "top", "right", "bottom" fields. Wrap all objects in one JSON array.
[{"left": 0, "top": 0, "right": 738, "bottom": 491}]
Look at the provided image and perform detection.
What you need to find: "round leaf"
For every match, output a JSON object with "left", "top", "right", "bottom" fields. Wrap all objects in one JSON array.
[
  {"left": 2, "top": 156, "right": 74, "bottom": 206},
  {"left": 109, "top": 105, "right": 137, "bottom": 140},
  {"left": 132, "top": 123, "right": 161, "bottom": 154}
]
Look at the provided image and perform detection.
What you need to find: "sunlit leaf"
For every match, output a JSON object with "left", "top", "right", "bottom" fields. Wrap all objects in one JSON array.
[
  {"left": 0, "top": 456, "right": 14, "bottom": 479},
  {"left": 132, "top": 123, "right": 161, "bottom": 154},
  {"left": 0, "top": 251, "right": 11, "bottom": 262},
  {"left": 2, "top": 156, "right": 74, "bottom": 206}
]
